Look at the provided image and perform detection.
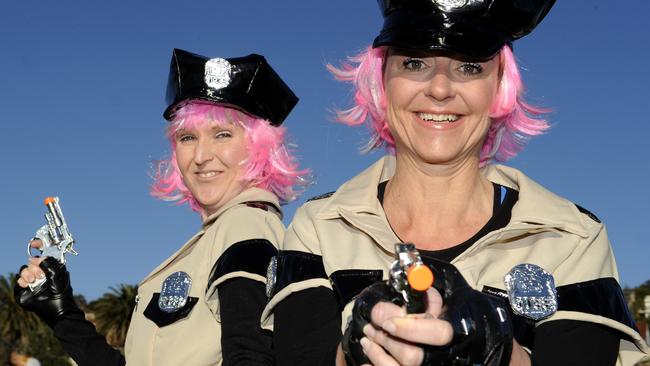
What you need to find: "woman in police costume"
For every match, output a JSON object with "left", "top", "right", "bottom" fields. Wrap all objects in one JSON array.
[
  {"left": 264, "top": 1, "right": 649, "bottom": 365},
  {"left": 15, "top": 48, "right": 306, "bottom": 365}
]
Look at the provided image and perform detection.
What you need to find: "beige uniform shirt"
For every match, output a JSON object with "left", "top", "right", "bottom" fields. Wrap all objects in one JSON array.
[
  {"left": 125, "top": 188, "right": 283, "bottom": 366},
  {"left": 264, "top": 156, "right": 649, "bottom": 365}
]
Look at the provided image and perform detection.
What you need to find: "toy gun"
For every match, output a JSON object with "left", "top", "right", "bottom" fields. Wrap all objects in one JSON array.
[
  {"left": 388, "top": 243, "right": 434, "bottom": 314},
  {"left": 27, "top": 197, "right": 77, "bottom": 291}
]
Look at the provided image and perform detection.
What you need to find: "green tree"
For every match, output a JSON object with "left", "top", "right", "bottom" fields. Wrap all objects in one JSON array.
[
  {"left": 89, "top": 284, "right": 137, "bottom": 349},
  {"left": 0, "top": 273, "right": 43, "bottom": 347},
  {"left": 630, "top": 281, "right": 650, "bottom": 322},
  {"left": 0, "top": 273, "right": 70, "bottom": 366}
]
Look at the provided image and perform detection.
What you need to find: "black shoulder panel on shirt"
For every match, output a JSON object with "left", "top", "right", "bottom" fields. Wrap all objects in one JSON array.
[
  {"left": 268, "top": 251, "right": 328, "bottom": 298},
  {"left": 481, "top": 277, "right": 636, "bottom": 349},
  {"left": 307, "top": 191, "right": 335, "bottom": 202},
  {"left": 206, "top": 239, "right": 278, "bottom": 292},
  {"left": 330, "top": 269, "right": 384, "bottom": 312},
  {"left": 144, "top": 293, "right": 199, "bottom": 327},
  {"left": 575, "top": 204, "right": 601, "bottom": 223}
]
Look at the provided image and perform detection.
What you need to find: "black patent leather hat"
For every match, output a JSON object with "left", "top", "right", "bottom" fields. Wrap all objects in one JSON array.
[
  {"left": 164, "top": 49, "right": 298, "bottom": 126},
  {"left": 373, "top": 0, "right": 556, "bottom": 60}
]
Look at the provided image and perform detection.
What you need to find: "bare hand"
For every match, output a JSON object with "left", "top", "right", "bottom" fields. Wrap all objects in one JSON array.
[
  {"left": 16, "top": 240, "right": 45, "bottom": 288},
  {"left": 360, "top": 287, "right": 454, "bottom": 366}
]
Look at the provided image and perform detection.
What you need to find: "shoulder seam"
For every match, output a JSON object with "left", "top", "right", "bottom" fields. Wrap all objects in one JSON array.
[
  {"left": 306, "top": 191, "right": 335, "bottom": 202},
  {"left": 575, "top": 203, "right": 601, "bottom": 223}
]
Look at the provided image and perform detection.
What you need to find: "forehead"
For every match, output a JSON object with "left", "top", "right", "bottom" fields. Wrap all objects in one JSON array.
[{"left": 172, "top": 109, "right": 244, "bottom": 134}]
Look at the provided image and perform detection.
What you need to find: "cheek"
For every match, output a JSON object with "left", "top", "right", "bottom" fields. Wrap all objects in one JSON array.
[
  {"left": 469, "top": 80, "right": 499, "bottom": 117},
  {"left": 222, "top": 141, "right": 250, "bottom": 172},
  {"left": 174, "top": 149, "right": 191, "bottom": 174}
]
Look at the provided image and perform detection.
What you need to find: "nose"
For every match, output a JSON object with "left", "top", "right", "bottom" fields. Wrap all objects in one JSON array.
[
  {"left": 192, "top": 137, "right": 213, "bottom": 165},
  {"left": 425, "top": 71, "right": 455, "bottom": 102}
]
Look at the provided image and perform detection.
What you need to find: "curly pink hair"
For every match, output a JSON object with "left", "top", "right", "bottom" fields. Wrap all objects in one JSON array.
[
  {"left": 151, "top": 102, "right": 308, "bottom": 212},
  {"left": 327, "top": 46, "right": 549, "bottom": 166}
]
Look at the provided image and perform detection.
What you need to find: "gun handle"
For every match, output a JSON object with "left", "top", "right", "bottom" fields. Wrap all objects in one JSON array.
[{"left": 28, "top": 277, "right": 47, "bottom": 293}]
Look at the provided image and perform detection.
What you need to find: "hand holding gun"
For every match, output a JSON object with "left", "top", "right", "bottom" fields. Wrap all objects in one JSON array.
[
  {"left": 15, "top": 196, "right": 82, "bottom": 328},
  {"left": 342, "top": 243, "right": 434, "bottom": 365},
  {"left": 27, "top": 197, "right": 78, "bottom": 292}
]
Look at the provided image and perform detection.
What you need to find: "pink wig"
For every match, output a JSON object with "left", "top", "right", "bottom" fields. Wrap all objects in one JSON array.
[
  {"left": 151, "top": 102, "right": 308, "bottom": 212},
  {"left": 327, "top": 46, "right": 549, "bottom": 166}
]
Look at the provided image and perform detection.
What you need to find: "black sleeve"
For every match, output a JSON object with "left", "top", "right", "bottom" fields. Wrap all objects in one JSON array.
[
  {"left": 531, "top": 320, "right": 620, "bottom": 366},
  {"left": 218, "top": 278, "right": 274, "bottom": 365},
  {"left": 52, "top": 309, "right": 125, "bottom": 366},
  {"left": 273, "top": 287, "right": 342, "bottom": 366}
]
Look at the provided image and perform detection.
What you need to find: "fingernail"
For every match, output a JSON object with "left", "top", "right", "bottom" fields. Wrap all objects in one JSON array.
[
  {"left": 382, "top": 320, "right": 396, "bottom": 334},
  {"left": 360, "top": 337, "right": 370, "bottom": 353},
  {"left": 363, "top": 324, "right": 376, "bottom": 337},
  {"left": 38, "top": 273, "right": 45, "bottom": 279}
]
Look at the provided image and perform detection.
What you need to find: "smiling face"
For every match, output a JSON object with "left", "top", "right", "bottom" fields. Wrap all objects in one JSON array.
[
  {"left": 174, "top": 120, "right": 250, "bottom": 217},
  {"left": 383, "top": 48, "right": 500, "bottom": 167}
]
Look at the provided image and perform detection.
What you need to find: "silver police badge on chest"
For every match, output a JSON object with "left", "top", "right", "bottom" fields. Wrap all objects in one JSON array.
[
  {"left": 504, "top": 264, "right": 557, "bottom": 321},
  {"left": 204, "top": 58, "right": 232, "bottom": 90},
  {"left": 158, "top": 271, "right": 192, "bottom": 313}
]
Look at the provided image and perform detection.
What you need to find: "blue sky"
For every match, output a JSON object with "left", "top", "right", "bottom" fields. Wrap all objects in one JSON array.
[{"left": 1, "top": 1, "right": 649, "bottom": 300}]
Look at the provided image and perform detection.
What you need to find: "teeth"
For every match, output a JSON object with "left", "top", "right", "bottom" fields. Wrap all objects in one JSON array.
[
  {"left": 418, "top": 113, "right": 459, "bottom": 122},
  {"left": 198, "top": 172, "right": 217, "bottom": 178}
]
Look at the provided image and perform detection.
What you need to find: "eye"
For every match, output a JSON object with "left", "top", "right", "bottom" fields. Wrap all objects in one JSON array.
[
  {"left": 457, "top": 63, "right": 483, "bottom": 76},
  {"left": 402, "top": 58, "right": 427, "bottom": 72},
  {"left": 176, "top": 133, "right": 195, "bottom": 143},
  {"left": 215, "top": 130, "right": 233, "bottom": 139}
]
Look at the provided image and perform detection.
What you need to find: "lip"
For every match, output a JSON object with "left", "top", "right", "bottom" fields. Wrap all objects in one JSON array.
[
  {"left": 413, "top": 111, "right": 465, "bottom": 131},
  {"left": 193, "top": 170, "right": 222, "bottom": 182}
]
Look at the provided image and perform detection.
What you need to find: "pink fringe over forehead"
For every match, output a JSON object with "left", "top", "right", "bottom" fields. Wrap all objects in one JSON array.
[
  {"left": 327, "top": 46, "right": 549, "bottom": 166},
  {"left": 151, "top": 102, "right": 308, "bottom": 213}
]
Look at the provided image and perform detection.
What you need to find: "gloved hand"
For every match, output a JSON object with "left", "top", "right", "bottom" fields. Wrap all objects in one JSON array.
[
  {"left": 15, "top": 257, "right": 82, "bottom": 328},
  {"left": 342, "top": 281, "right": 402, "bottom": 365},
  {"left": 342, "top": 259, "right": 513, "bottom": 366},
  {"left": 426, "top": 259, "right": 513, "bottom": 366}
]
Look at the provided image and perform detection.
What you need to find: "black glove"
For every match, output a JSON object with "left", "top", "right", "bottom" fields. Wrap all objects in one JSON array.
[
  {"left": 342, "top": 259, "right": 513, "bottom": 366},
  {"left": 424, "top": 259, "right": 513, "bottom": 366},
  {"left": 342, "top": 281, "right": 402, "bottom": 365},
  {"left": 14, "top": 257, "right": 82, "bottom": 328}
]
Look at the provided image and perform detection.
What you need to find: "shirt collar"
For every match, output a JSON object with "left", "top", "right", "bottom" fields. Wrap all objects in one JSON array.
[{"left": 315, "top": 156, "right": 589, "bottom": 238}]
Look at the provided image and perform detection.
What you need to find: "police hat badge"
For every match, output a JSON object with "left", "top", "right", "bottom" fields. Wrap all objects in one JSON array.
[
  {"left": 158, "top": 271, "right": 192, "bottom": 313},
  {"left": 504, "top": 264, "right": 557, "bottom": 321},
  {"left": 373, "top": 0, "right": 556, "bottom": 60},
  {"left": 164, "top": 48, "right": 299, "bottom": 126}
]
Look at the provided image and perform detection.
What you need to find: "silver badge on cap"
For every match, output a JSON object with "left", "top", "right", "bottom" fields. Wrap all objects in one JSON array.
[
  {"left": 158, "top": 271, "right": 192, "bottom": 313},
  {"left": 432, "top": 0, "right": 484, "bottom": 12},
  {"left": 265, "top": 256, "right": 278, "bottom": 298},
  {"left": 504, "top": 264, "right": 557, "bottom": 321},
  {"left": 204, "top": 58, "right": 232, "bottom": 90}
]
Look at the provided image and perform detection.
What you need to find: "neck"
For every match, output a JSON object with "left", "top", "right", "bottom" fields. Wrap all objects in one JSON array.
[{"left": 383, "top": 153, "right": 493, "bottom": 250}]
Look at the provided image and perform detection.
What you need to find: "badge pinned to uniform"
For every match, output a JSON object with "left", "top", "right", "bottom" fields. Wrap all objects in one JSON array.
[
  {"left": 158, "top": 271, "right": 192, "bottom": 313},
  {"left": 504, "top": 264, "right": 557, "bottom": 321},
  {"left": 204, "top": 58, "right": 232, "bottom": 90}
]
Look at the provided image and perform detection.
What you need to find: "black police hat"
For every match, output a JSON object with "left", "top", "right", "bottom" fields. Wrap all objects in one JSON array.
[
  {"left": 164, "top": 49, "right": 298, "bottom": 126},
  {"left": 373, "top": 0, "right": 556, "bottom": 60}
]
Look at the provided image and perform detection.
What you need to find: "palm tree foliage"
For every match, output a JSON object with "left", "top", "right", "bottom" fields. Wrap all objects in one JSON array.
[
  {"left": 0, "top": 273, "right": 44, "bottom": 346},
  {"left": 89, "top": 284, "right": 137, "bottom": 348},
  {"left": 0, "top": 273, "right": 70, "bottom": 365}
]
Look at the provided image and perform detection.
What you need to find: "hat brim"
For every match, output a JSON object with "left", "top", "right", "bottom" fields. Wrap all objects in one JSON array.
[
  {"left": 163, "top": 92, "right": 281, "bottom": 126},
  {"left": 372, "top": 11, "right": 508, "bottom": 61}
]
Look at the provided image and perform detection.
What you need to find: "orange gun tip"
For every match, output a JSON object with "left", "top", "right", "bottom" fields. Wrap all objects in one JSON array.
[
  {"left": 407, "top": 265, "right": 434, "bottom": 292},
  {"left": 44, "top": 197, "right": 56, "bottom": 205}
]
